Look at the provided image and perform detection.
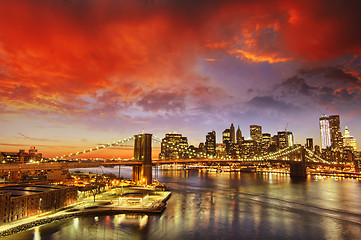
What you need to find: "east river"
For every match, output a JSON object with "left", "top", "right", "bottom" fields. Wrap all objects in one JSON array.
[{"left": 4, "top": 167, "right": 361, "bottom": 240}]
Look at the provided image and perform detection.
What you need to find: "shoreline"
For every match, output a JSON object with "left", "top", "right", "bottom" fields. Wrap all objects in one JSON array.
[{"left": 0, "top": 191, "right": 171, "bottom": 238}]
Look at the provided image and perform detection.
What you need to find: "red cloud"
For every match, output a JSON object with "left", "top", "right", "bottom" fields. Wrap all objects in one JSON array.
[{"left": 0, "top": 0, "right": 360, "bottom": 116}]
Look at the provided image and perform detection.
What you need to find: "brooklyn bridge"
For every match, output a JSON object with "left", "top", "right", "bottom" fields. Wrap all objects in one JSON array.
[{"left": 1, "top": 133, "right": 351, "bottom": 184}]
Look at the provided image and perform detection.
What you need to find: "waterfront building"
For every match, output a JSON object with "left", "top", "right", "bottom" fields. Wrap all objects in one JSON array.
[
  {"left": 329, "top": 115, "right": 343, "bottom": 152},
  {"left": 250, "top": 125, "right": 262, "bottom": 143},
  {"left": 159, "top": 132, "right": 189, "bottom": 160},
  {"left": 0, "top": 184, "right": 77, "bottom": 224},
  {"left": 343, "top": 126, "right": 357, "bottom": 151},
  {"left": 206, "top": 131, "right": 216, "bottom": 157},
  {"left": 277, "top": 131, "right": 294, "bottom": 149},
  {"left": 306, "top": 138, "right": 313, "bottom": 151},
  {"left": 236, "top": 125, "right": 243, "bottom": 144},
  {"left": 319, "top": 115, "right": 331, "bottom": 149}
]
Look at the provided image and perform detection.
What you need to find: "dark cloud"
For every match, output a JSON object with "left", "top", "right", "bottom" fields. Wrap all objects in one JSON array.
[
  {"left": 136, "top": 90, "right": 185, "bottom": 112},
  {"left": 247, "top": 96, "right": 300, "bottom": 113},
  {"left": 299, "top": 67, "right": 361, "bottom": 86},
  {"left": 277, "top": 76, "right": 316, "bottom": 96}
]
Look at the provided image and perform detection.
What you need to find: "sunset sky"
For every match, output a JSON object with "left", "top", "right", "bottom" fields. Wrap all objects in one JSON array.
[{"left": 1, "top": 0, "right": 361, "bottom": 158}]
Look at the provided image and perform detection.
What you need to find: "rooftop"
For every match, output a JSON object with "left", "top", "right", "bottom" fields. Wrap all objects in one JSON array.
[{"left": 0, "top": 184, "right": 70, "bottom": 197}]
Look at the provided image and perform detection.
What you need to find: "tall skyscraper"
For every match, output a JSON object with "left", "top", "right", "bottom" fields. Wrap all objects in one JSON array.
[
  {"left": 329, "top": 115, "right": 343, "bottom": 151},
  {"left": 319, "top": 115, "right": 331, "bottom": 149},
  {"left": 230, "top": 123, "right": 235, "bottom": 144},
  {"left": 206, "top": 131, "right": 216, "bottom": 157},
  {"left": 277, "top": 131, "right": 294, "bottom": 149},
  {"left": 343, "top": 126, "right": 357, "bottom": 151},
  {"left": 250, "top": 125, "right": 262, "bottom": 143},
  {"left": 236, "top": 125, "right": 243, "bottom": 144}
]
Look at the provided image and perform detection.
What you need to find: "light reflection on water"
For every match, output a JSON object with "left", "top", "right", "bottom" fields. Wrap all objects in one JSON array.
[{"left": 3, "top": 168, "right": 361, "bottom": 240}]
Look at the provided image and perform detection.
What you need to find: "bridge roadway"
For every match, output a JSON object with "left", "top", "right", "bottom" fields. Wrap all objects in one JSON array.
[{"left": 0, "top": 159, "right": 342, "bottom": 172}]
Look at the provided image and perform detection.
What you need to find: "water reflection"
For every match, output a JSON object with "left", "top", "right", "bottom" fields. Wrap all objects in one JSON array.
[{"left": 3, "top": 170, "right": 361, "bottom": 240}]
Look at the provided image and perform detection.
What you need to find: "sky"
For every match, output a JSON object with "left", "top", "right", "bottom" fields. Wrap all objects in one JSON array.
[{"left": 1, "top": 0, "right": 361, "bottom": 158}]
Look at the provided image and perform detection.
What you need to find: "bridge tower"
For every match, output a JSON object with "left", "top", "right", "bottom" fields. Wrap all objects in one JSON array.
[
  {"left": 132, "top": 133, "right": 153, "bottom": 185},
  {"left": 290, "top": 146, "right": 307, "bottom": 179}
]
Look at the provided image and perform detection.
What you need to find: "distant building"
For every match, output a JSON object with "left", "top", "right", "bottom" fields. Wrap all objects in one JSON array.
[
  {"left": 236, "top": 125, "right": 243, "bottom": 144},
  {"left": 306, "top": 138, "right": 313, "bottom": 151},
  {"left": 159, "top": 132, "right": 190, "bottom": 159},
  {"left": 215, "top": 143, "right": 226, "bottom": 158},
  {"left": 343, "top": 126, "right": 357, "bottom": 151},
  {"left": 0, "top": 147, "right": 42, "bottom": 164},
  {"left": 206, "top": 131, "right": 216, "bottom": 157},
  {"left": 241, "top": 140, "right": 257, "bottom": 158},
  {"left": 329, "top": 115, "right": 343, "bottom": 152},
  {"left": 319, "top": 115, "right": 331, "bottom": 149},
  {"left": 261, "top": 133, "right": 271, "bottom": 155},
  {"left": 230, "top": 123, "right": 235, "bottom": 144},
  {"left": 222, "top": 129, "right": 231, "bottom": 153},
  {"left": 277, "top": 131, "right": 294, "bottom": 149},
  {"left": 250, "top": 125, "right": 262, "bottom": 143},
  {"left": 314, "top": 145, "right": 321, "bottom": 155}
]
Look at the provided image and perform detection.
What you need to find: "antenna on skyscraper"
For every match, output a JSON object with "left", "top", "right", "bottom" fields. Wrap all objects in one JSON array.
[{"left": 285, "top": 122, "right": 289, "bottom": 132}]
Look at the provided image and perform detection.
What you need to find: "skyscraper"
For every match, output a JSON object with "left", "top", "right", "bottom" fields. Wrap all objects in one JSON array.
[
  {"left": 250, "top": 125, "right": 262, "bottom": 143},
  {"left": 306, "top": 138, "right": 313, "bottom": 151},
  {"left": 236, "top": 125, "right": 243, "bottom": 144},
  {"left": 343, "top": 126, "right": 357, "bottom": 151},
  {"left": 230, "top": 123, "right": 235, "bottom": 144},
  {"left": 319, "top": 115, "right": 331, "bottom": 149},
  {"left": 306, "top": 138, "right": 313, "bottom": 150},
  {"left": 277, "top": 131, "right": 294, "bottom": 149},
  {"left": 222, "top": 129, "right": 231, "bottom": 153},
  {"left": 206, "top": 131, "right": 216, "bottom": 157},
  {"left": 329, "top": 115, "right": 343, "bottom": 151}
]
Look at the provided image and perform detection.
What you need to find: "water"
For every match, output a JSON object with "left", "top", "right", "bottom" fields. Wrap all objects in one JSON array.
[{"left": 4, "top": 168, "right": 361, "bottom": 240}]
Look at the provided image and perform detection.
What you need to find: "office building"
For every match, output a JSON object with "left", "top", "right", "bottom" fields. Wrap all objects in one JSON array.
[
  {"left": 206, "top": 131, "right": 216, "bottom": 157},
  {"left": 230, "top": 123, "right": 235, "bottom": 144},
  {"left": 236, "top": 125, "right": 243, "bottom": 144},
  {"left": 277, "top": 131, "right": 294, "bottom": 149},
  {"left": 329, "top": 115, "right": 343, "bottom": 151},
  {"left": 222, "top": 129, "right": 231, "bottom": 153},
  {"left": 250, "top": 125, "right": 262, "bottom": 143},
  {"left": 159, "top": 132, "right": 189, "bottom": 159},
  {"left": 319, "top": 115, "right": 331, "bottom": 149},
  {"left": 343, "top": 126, "right": 357, "bottom": 151},
  {"left": 306, "top": 138, "right": 313, "bottom": 151}
]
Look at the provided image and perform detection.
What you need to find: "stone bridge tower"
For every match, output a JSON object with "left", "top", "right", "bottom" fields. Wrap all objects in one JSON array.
[
  {"left": 132, "top": 133, "right": 152, "bottom": 185},
  {"left": 290, "top": 146, "right": 307, "bottom": 179}
]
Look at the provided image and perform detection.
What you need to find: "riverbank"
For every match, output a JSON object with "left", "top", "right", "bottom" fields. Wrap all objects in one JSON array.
[{"left": 0, "top": 189, "right": 171, "bottom": 238}]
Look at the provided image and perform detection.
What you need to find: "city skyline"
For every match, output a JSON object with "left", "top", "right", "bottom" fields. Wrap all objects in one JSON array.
[{"left": 1, "top": 0, "right": 361, "bottom": 158}]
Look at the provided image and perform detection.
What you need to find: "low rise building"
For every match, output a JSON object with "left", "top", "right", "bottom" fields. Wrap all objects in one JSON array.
[{"left": 0, "top": 184, "right": 77, "bottom": 224}]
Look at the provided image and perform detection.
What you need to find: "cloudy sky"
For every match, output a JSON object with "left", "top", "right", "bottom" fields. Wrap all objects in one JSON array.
[{"left": 1, "top": 0, "right": 360, "bottom": 158}]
